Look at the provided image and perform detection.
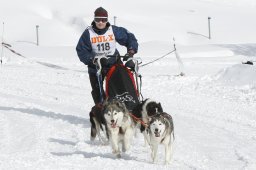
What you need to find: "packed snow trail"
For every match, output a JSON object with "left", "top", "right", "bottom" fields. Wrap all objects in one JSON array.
[{"left": 0, "top": 45, "right": 256, "bottom": 169}]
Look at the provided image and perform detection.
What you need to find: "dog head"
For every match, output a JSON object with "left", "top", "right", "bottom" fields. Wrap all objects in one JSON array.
[
  {"left": 103, "top": 99, "right": 128, "bottom": 128},
  {"left": 149, "top": 114, "right": 167, "bottom": 138},
  {"left": 146, "top": 101, "right": 163, "bottom": 117},
  {"left": 142, "top": 99, "right": 163, "bottom": 123}
]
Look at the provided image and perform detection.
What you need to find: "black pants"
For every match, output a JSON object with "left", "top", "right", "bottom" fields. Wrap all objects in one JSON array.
[{"left": 89, "top": 73, "right": 105, "bottom": 104}]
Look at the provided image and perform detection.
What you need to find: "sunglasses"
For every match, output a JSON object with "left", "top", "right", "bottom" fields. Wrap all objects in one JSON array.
[{"left": 94, "top": 17, "right": 108, "bottom": 23}]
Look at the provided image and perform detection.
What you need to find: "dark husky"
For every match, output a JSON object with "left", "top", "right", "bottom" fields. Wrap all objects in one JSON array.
[{"left": 89, "top": 103, "right": 109, "bottom": 144}]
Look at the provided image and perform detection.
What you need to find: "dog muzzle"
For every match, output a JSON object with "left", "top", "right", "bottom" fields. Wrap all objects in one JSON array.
[
  {"left": 111, "top": 120, "right": 118, "bottom": 128},
  {"left": 154, "top": 130, "right": 161, "bottom": 137}
]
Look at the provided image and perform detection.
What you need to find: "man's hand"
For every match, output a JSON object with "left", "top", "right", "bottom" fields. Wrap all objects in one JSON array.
[
  {"left": 123, "top": 49, "right": 135, "bottom": 61},
  {"left": 93, "top": 55, "right": 108, "bottom": 67}
]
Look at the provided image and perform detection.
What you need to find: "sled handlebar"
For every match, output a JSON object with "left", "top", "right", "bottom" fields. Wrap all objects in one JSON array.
[
  {"left": 94, "top": 54, "right": 142, "bottom": 75},
  {"left": 106, "top": 54, "right": 128, "bottom": 59},
  {"left": 107, "top": 55, "right": 142, "bottom": 63}
]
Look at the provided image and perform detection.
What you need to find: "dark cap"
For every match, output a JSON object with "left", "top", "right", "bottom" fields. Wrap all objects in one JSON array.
[{"left": 94, "top": 7, "right": 108, "bottom": 18}]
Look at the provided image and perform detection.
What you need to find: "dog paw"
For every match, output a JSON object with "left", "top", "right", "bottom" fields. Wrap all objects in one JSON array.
[
  {"left": 102, "top": 141, "right": 109, "bottom": 146},
  {"left": 165, "top": 161, "right": 170, "bottom": 165},
  {"left": 152, "top": 160, "right": 157, "bottom": 164},
  {"left": 122, "top": 145, "right": 130, "bottom": 152},
  {"left": 116, "top": 153, "right": 121, "bottom": 158},
  {"left": 124, "top": 150, "right": 132, "bottom": 155},
  {"left": 112, "top": 150, "right": 120, "bottom": 154},
  {"left": 90, "top": 136, "right": 96, "bottom": 141}
]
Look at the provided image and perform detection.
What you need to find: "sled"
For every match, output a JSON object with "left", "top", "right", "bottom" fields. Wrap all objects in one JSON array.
[{"left": 95, "top": 55, "right": 142, "bottom": 111}]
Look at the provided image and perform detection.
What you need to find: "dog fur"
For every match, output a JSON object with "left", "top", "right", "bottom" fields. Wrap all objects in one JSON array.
[
  {"left": 148, "top": 112, "right": 174, "bottom": 164},
  {"left": 132, "top": 98, "right": 163, "bottom": 144},
  {"left": 103, "top": 99, "right": 135, "bottom": 158}
]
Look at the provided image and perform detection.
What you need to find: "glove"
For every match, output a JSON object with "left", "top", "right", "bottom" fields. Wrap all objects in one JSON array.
[
  {"left": 93, "top": 56, "right": 108, "bottom": 67},
  {"left": 123, "top": 49, "right": 135, "bottom": 61},
  {"left": 125, "top": 59, "right": 135, "bottom": 71}
]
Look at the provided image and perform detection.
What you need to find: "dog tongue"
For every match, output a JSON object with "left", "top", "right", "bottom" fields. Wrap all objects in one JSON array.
[{"left": 111, "top": 123, "right": 117, "bottom": 128}]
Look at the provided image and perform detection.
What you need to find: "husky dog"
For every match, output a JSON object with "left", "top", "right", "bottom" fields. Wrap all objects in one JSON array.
[
  {"left": 89, "top": 104, "right": 109, "bottom": 144},
  {"left": 103, "top": 99, "right": 135, "bottom": 158},
  {"left": 132, "top": 98, "right": 163, "bottom": 144},
  {"left": 148, "top": 112, "right": 174, "bottom": 164}
]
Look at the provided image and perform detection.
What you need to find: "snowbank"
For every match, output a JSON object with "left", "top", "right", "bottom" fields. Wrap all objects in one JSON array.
[{"left": 214, "top": 64, "right": 256, "bottom": 86}]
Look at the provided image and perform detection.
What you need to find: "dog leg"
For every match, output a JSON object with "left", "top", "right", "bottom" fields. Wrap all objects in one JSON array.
[
  {"left": 151, "top": 143, "right": 158, "bottom": 163},
  {"left": 143, "top": 130, "right": 150, "bottom": 147},
  {"left": 123, "top": 128, "right": 133, "bottom": 152},
  {"left": 93, "top": 118, "right": 103, "bottom": 142},
  {"left": 101, "top": 124, "right": 109, "bottom": 145},
  {"left": 164, "top": 132, "right": 174, "bottom": 164},
  {"left": 90, "top": 125, "right": 97, "bottom": 141},
  {"left": 165, "top": 143, "right": 170, "bottom": 164},
  {"left": 168, "top": 131, "right": 174, "bottom": 163},
  {"left": 90, "top": 114, "right": 97, "bottom": 141},
  {"left": 134, "top": 123, "right": 140, "bottom": 138},
  {"left": 110, "top": 129, "right": 121, "bottom": 158}
]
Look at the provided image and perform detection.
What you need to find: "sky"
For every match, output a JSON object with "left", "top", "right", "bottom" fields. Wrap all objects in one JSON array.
[{"left": 0, "top": 0, "right": 256, "bottom": 169}]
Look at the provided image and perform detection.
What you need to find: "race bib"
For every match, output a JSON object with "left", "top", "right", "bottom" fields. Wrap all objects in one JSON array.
[{"left": 88, "top": 26, "right": 116, "bottom": 56}]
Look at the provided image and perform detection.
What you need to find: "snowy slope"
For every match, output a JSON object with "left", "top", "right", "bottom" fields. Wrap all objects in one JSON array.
[
  {"left": 1, "top": 0, "right": 256, "bottom": 169},
  {"left": 1, "top": 0, "right": 256, "bottom": 45}
]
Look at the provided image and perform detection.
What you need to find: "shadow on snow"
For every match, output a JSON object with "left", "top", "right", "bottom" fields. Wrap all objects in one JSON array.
[
  {"left": 0, "top": 106, "right": 89, "bottom": 127},
  {"left": 50, "top": 150, "right": 138, "bottom": 161}
]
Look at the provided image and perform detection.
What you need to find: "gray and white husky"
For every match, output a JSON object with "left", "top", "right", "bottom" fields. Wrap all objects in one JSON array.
[
  {"left": 148, "top": 112, "right": 174, "bottom": 164},
  {"left": 132, "top": 98, "right": 163, "bottom": 145},
  {"left": 103, "top": 99, "right": 135, "bottom": 158}
]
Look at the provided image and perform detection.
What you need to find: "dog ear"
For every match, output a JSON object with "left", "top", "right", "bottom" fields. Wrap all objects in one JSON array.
[
  {"left": 158, "top": 102, "right": 163, "bottom": 112},
  {"left": 119, "top": 101, "right": 128, "bottom": 113},
  {"left": 114, "top": 99, "right": 121, "bottom": 107}
]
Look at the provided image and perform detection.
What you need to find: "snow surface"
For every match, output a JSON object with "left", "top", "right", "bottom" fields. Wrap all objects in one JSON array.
[{"left": 1, "top": 0, "right": 256, "bottom": 169}]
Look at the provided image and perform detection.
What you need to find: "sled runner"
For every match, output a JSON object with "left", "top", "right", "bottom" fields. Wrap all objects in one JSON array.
[{"left": 94, "top": 55, "right": 142, "bottom": 111}]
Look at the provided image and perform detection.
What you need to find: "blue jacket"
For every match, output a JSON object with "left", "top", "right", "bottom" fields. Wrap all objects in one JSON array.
[{"left": 76, "top": 22, "right": 138, "bottom": 74}]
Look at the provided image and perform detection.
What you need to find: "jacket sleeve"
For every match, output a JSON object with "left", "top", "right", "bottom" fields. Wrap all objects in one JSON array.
[
  {"left": 112, "top": 26, "right": 138, "bottom": 53},
  {"left": 76, "top": 29, "right": 95, "bottom": 67}
]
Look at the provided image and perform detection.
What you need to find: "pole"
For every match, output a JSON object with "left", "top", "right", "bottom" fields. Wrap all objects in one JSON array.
[
  {"left": 36, "top": 25, "right": 39, "bottom": 46},
  {"left": 208, "top": 17, "right": 211, "bottom": 39},
  {"left": 173, "top": 38, "right": 185, "bottom": 76},
  {"left": 114, "top": 16, "right": 117, "bottom": 26},
  {"left": 1, "top": 22, "right": 5, "bottom": 65}
]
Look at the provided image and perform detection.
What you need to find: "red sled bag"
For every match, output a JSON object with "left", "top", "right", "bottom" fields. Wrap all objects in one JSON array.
[{"left": 105, "top": 64, "right": 139, "bottom": 111}]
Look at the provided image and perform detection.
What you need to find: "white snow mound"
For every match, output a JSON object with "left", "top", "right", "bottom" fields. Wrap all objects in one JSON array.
[{"left": 214, "top": 64, "right": 256, "bottom": 86}]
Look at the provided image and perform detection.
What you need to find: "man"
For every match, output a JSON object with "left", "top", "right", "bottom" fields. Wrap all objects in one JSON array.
[{"left": 76, "top": 7, "right": 138, "bottom": 104}]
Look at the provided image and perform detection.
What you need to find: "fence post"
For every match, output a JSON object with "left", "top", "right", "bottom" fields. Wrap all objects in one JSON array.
[
  {"left": 208, "top": 17, "right": 211, "bottom": 39},
  {"left": 114, "top": 16, "right": 117, "bottom": 26},
  {"left": 1, "top": 22, "right": 5, "bottom": 65},
  {"left": 36, "top": 25, "right": 39, "bottom": 46}
]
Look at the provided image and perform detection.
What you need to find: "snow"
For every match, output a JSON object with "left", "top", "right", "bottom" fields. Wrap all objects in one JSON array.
[{"left": 1, "top": 0, "right": 256, "bottom": 169}]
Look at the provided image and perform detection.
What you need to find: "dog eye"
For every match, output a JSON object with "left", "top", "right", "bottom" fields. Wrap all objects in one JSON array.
[
  {"left": 114, "top": 112, "right": 117, "bottom": 115},
  {"left": 159, "top": 123, "right": 162, "bottom": 125}
]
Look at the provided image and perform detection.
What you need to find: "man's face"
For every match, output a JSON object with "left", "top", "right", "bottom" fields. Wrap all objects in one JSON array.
[{"left": 94, "top": 17, "right": 108, "bottom": 29}]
